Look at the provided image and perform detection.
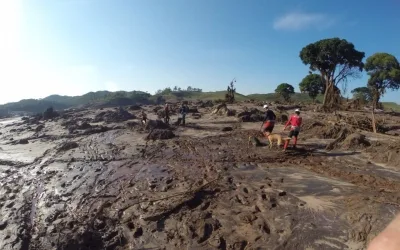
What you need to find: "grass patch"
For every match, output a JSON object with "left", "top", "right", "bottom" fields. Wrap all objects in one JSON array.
[{"left": 382, "top": 102, "right": 400, "bottom": 111}]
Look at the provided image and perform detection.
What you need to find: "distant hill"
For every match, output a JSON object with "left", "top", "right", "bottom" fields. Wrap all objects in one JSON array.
[{"left": 0, "top": 89, "right": 399, "bottom": 116}]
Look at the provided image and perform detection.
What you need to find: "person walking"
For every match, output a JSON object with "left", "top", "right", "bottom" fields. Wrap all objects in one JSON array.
[
  {"left": 261, "top": 105, "right": 276, "bottom": 137},
  {"left": 282, "top": 108, "right": 302, "bottom": 151}
]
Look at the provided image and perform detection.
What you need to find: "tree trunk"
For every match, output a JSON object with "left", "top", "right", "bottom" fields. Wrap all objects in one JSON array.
[
  {"left": 371, "top": 100, "right": 377, "bottom": 133},
  {"left": 322, "top": 83, "right": 329, "bottom": 106},
  {"left": 323, "top": 82, "right": 335, "bottom": 109}
]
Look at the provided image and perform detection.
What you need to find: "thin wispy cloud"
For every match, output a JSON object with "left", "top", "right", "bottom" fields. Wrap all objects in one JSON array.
[{"left": 273, "top": 11, "right": 336, "bottom": 31}]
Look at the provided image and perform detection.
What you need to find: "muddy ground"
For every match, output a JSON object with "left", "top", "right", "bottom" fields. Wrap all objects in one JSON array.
[{"left": 0, "top": 103, "right": 400, "bottom": 250}]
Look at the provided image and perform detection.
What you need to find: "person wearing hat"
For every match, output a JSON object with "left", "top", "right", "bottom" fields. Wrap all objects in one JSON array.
[
  {"left": 282, "top": 108, "right": 302, "bottom": 150},
  {"left": 261, "top": 104, "right": 276, "bottom": 137}
]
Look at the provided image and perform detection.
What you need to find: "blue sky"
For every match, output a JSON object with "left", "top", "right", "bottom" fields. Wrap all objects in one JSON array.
[{"left": 1, "top": 0, "right": 400, "bottom": 104}]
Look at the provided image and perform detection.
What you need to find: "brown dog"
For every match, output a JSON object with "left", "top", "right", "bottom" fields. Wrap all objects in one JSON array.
[{"left": 267, "top": 134, "right": 282, "bottom": 149}]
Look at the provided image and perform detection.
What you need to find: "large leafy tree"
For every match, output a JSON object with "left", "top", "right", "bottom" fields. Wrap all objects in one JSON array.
[
  {"left": 275, "top": 83, "right": 295, "bottom": 102},
  {"left": 299, "top": 74, "right": 324, "bottom": 102},
  {"left": 365, "top": 52, "right": 400, "bottom": 132},
  {"left": 351, "top": 87, "right": 372, "bottom": 103},
  {"left": 300, "top": 38, "right": 365, "bottom": 108},
  {"left": 366, "top": 53, "right": 400, "bottom": 108}
]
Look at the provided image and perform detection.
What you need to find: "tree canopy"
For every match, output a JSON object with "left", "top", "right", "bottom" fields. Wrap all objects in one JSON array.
[
  {"left": 275, "top": 83, "right": 295, "bottom": 102},
  {"left": 299, "top": 74, "right": 324, "bottom": 101},
  {"left": 365, "top": 53, "right": 400, "bottom": 107},
  {"left": 351, "top": 87, "right": 372, "bottom": 103},
  {"left": 299, "top": 37, "right": 365, "bottom": 108}
]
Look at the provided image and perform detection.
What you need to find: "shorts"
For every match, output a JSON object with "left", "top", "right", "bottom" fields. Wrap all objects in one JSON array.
[
  {"left": 288, "top": 130, "right": 299, "bottom": 138},
  {"left": 262, "top": 121, "right": 275, "bottom": 133}
]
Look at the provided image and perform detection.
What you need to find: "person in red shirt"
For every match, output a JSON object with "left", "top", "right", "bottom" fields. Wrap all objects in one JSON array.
[{"left": 282, "top": 109, "right": 302, "bottom": 150}]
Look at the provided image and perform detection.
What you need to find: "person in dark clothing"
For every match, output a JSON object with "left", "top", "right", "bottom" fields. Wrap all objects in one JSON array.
[
  {"left": 164, "top": 103, "right": 170, "bottom": 124},
  {"left": 179, "top": 104, "right": 188, "bottom": 126},
  {"left": 261, "top": 104, "right": 276, "bottom": 137}
]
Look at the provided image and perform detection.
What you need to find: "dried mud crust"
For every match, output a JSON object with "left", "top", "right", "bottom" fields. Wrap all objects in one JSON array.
[{"left": 0, "top": 107, "right": 400, "bottom": 250}]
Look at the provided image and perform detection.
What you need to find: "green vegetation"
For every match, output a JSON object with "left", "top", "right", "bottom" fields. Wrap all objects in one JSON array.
[
  {"left": 365, "top": 53, "right": 400, "bottom": 108},
  {"left": 247, "top": 93, "right": 323, "bottom": 103},
  {"left": 365, "top": 52, "right": 400, "bottom": 132},
  {"left": 275, "top": 83, "right": 295, "bottom": 102},
  {"left": 299, "top": 74, "right": 324, "bottom": 102},
  {"left": 351, "top": 87, "right": 372, "bottom": 103},
  {"left": 382, "top": 102, "right": 400, "bottom": 111},
  {"left": 300, "top": 38, "right": 365, "bottom": 108}
]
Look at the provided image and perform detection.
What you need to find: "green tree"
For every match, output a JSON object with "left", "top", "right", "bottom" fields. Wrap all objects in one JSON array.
[
  {"left": 275, "top": 83, "right": 295, "bottom": 102},
  {"left": 365, "top": 52, "right": 400, "bottom": 132},
  {"left": 161, "top": 87, "right": 172, "bottom": 95},
  {"left": 299, "top": 74, "right": 324, "bottom": 102},
  {"left": 299, "top": 38, "right": 365, "bottom": 108},
  {"left": 351, "top": 87, "right": 372, "bottom": 103}
]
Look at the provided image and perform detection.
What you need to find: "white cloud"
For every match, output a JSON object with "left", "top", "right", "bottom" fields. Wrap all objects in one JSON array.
[{"left": 273, "top": 11, "right": 335, "bottom": 31}]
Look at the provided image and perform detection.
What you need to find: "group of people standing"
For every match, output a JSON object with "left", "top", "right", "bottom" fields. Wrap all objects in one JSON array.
[
  {"left": 140, "top": 102, "right": 189, "bottom": 126},
  {"left": 261, "top": 104, "right": 302, "bottom": 151},
  {"left": 163, "top": 103, "right": 189, "bottom": 126}
]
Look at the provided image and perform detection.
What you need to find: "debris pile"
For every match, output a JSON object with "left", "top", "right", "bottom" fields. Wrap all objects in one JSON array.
[
  {"left": 196, "top": 100, "right": 214, "bottom": 108},
  {"left": 145, "top": 119, "right": 169, "bottom": 131},
  {"left": 146, "top": 129, "right": 175, "bottom": 140},
  {"left": 341, "top": 133, "right": 371, "bottom": 150},
  {"left": 58, "top": 141, "right": 79, "bottom": 152},
  {"left": 325, "top": 127, "right": 356, "bottom": 150},
  {"left": 129, "top": 105, "right": 142, "bottom": 110},
  {"left": 366, "top": 143, "right": 400, "bottom": 166},
  {"left": 43, "top": 107, "right": 60, "bottom": 120},
  {"left": 94, "top": 108, "right": 135, "bottom": 123},
  {"left": 211, "top": 103, "right": 236, "bottom": 116}
]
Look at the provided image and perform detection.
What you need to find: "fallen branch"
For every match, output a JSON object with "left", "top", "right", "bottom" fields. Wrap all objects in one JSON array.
[{"left": 119, "top": 177, "right": 220, "bottom": 214}]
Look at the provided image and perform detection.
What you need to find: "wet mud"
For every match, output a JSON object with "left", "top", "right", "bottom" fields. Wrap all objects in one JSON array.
[{"left": 0, "top": 106, "right": 399, "bottom": 249}]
